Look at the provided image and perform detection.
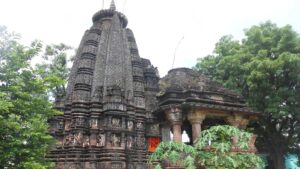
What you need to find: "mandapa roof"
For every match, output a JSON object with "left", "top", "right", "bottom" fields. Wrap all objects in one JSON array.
[{"left": 157, "top": 68, "right": 258, "bottom": 115}]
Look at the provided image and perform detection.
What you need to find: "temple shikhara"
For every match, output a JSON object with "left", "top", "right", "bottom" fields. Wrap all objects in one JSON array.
[{"left": 48, "top": 1, "right": 259, "bottom": 168}]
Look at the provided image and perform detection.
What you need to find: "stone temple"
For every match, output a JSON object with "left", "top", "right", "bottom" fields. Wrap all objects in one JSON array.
[{"left": 48, "top": 1, "right": 259, "bottom": 168}]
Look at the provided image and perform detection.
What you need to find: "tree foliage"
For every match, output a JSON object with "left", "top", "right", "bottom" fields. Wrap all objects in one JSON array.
[
  {"left": 0, "top": 26, "right": 63, "bottom": 169},
  {"left": 148, "top": 125, "right": 264, "bottom": 169},
  {"left": 195, "top": 21, "right": 300, "bottom": 169},
  {"left": 195, "top": 125, "right": 264, "bottom": 169},
  {"left": 36, "top": 43, "right": 72, "bottom": 101}
]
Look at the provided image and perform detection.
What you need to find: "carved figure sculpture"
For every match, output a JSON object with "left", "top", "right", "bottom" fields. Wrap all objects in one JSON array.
[
  {"left": 112, "top": 118, "right": 121, "bottom": 128},
  {"left": 97, "top": 133, "right": 105, "bottom": 147},
  {"left": 136, "top": 122, "right": 143, "bottom": 129},
  {"left": 127, "top": 121, "right": 134, "bottom": 130},
  {"left": 74, "top": 132, "right": 83, "bottom": 146},
  {"left": 111, "top": 134, "right": 121, "bottom": 147},
  {"left": 83, "top": 135, "right": 90, "bottom": 147},
  {"left": 64, "top": 121, "right": 71, "bottom": 130},
  {"left": 127, "top": 136, "right": 133, "bottom": 148},
  {"left": 64, "top": 134, "right": 74, "bottom": 146},
  {"left": 90, "top": 119, "right": 98, "bottom": 129}
]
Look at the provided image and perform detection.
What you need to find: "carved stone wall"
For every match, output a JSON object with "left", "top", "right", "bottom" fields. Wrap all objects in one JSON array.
[{"left": 48, "top": 3, "right": 159, "bottom": 169}]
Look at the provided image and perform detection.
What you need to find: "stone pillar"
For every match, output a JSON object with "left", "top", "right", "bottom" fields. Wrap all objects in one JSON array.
[
  {"left": 226, "top": 114, "right": 249, "bottom": 129},
  {"left": 190, "top": 121, "right": 202, "bottom": 143},
  {"left": 165, "top": 105, "right": 183, "bottom": 142},
  {"left": 187, "top": 110, "right": 206, "bottom": 144},
  {"left": 172, "top": 122, "right": 182, "bottom": 142}
]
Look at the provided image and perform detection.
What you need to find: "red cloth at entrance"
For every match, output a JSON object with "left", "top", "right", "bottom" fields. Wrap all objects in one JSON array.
[{"left": 148, "top": 137, "right": 160, "bottom": 152}]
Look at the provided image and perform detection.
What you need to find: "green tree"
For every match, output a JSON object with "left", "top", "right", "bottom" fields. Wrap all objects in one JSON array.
[
  {"left": 36, "top": 43, "right": 72, "bottom": 101},
  {"left": 148, "top": 125, "right": 264, "bottom": 169},
  {"left": 195, "top": 21, "right": 300, "bottom": 169},
  {"left": 194, "top": 125, "right": 264, "bottom": 169},
  {"left": 0, "top": 26, "right": 61, "bottom": 169}
]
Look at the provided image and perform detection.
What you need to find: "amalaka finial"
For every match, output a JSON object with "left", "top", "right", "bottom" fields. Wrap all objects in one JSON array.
[{"left": 110, "top": 0, "right": 116, "bottom": 11}]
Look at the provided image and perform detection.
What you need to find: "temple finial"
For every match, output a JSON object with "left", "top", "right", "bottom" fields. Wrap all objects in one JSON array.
[{"left": 110, "top": 0, "right": 116, "bottom": 11}]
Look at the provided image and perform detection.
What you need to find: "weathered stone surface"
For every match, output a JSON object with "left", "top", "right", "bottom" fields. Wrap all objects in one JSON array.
[
  {"left": 49, "top": 1, "right": 258, "bottom": 169},
  {"left": 48, "top": 1, "right": 159, "bottom": 168}
]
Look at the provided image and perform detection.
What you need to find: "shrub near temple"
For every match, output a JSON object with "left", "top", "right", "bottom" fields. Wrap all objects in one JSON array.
[{"left": 148, "top": 125, "right": 264, "bottom": 169}]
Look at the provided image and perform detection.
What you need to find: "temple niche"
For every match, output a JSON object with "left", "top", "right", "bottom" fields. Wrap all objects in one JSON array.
[{"left": 47, "top": 1, "right": 259, "bottom": 169}]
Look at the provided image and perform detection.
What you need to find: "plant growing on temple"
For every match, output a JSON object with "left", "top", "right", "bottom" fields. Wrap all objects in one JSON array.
[
  {"left": 194, "top": 125, "right": 264, "bottom": 169},
  {"left": 148, "top": 125, "right": 264, "bottom": 169},
  {"left": 195, "top": 21, "right": 300, "bottom": 169},
  {"left": 0, "top": 26, "right": 62, "bottom": 169}
]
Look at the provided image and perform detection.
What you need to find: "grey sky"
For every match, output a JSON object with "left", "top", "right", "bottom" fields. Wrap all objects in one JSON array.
[{"left": 1, "top": 0, "right": 300, "bottom": 76}]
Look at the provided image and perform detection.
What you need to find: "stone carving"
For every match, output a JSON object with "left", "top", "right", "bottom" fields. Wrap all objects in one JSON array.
[
  {"left": 127, "top": 121, "right": 134, "bottom": 130},
  {"left": 90, "top": 162, "right": 96, "bottom": 169},
  {"left": 58, "top": 121, "right": 64, "bottom": 129},
  {"left": 65, "top": 162, "right": 76, "bottom": 169},
  {"left": 64, "top": 134, "right": 74, "bottom": 146},
  {"left": 92, "top": 86, "right": 103, "bottom": 100},
  {"left": 127, "top": 136, "right": 133, "bottom": 148},
  {"left": 107, "top": 85, "right": 125, "bottom": 97},
  {"left": 97, "top": 133, "right": 105, "bottom": 147},
  {"left": 111, "top": 118, "right": 121, "bottom": 128},
  {"left": 150, "top": 124, "right": 159, "bottom": 131},
  {"left": 111, "top": 163, "right": 122, "bottom": 169},
  {"left": 136, "top": 122, "right": 144, "bottom": 130},
  {"left": 64, "top": 121, "right": 71, "bottom": 130},
  {"left": 89, "top": 118, "right": 98, "bottom": 129},
  {"left": 111, "top": 134, "right": 121, "bottom": 147},
  {"left": 83, "top": 135, "right": 90, "bottom": 147},
  {"left": 148, "top": 124, "right": 160, "bottom": 136},
  {"left": 167, "top": 107, "right": 182, "bottom": 122},
  {"left": 49, "top": 3, "right": 258, "bottom": 168},
  {"left": 74, "top": 132, "right": 83, "bottom": 146},
  {"left": 54, "top": 162, "right": 64, "bottom": 169},
  {"left": 136, "top": 135, "right": 145, "bottom": 148},
  {"left": 75, "top": 118, "right": 85, "bottom": 126}
]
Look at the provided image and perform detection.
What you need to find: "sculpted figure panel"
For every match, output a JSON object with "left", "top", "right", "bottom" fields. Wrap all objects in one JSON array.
[
  {"left": 127, "top": 121, "right": 134, "bottom": 130},
  {"left": 136, "top": 122, "right": 144, "bottom": 130},
  {"left": 111, "top": 134, "right": 121, "bottom": 147},
  {"left": 112, "top": 118, "right": 121, "bottom": 128},
  {"left": 74, "top": 132, "right": 83, "bottom": 146},
  {"left": 89, "top": 118, "right": 98, "bottom": 129},
  {"left": 64, "top": 134, "right": 74, "bottom": 146},
  {"left": 127, "top": 136, "right": 133, "bottom": 148},
  {"left": 97, "top": 133, "right": 105, "bottom": 147},
  {"left": 83, "top": 135, "right": 90, "bottom": 147}
]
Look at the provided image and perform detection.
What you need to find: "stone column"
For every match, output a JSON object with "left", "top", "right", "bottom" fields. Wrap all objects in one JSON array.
[
  {"left": 190, "top": 121, "right": 202, "bottom": 143},
  {"left": 165, "top": 105, "right": 183, "bottom": 142},
  {"left": 172, "top": 122, "right": 182, "bottom": 142},
  {"left": 187, "top": 110, "right": 206, "bottom": 144},
  {"left": 226, "top": 114, "right": 249, "bottom": 129}
]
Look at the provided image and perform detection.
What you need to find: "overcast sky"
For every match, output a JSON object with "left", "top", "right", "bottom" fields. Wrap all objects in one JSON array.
[{"left": 1, "top": 0, "right": 300, "bottom": 76}]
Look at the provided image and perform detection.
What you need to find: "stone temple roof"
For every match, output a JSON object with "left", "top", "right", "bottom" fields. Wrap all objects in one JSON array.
[
  {"left": 92, "top": 5, "right": 128, "bottom": 27},
  {"left": 158, "top": 68, "right": 258, "bottom": 115}
]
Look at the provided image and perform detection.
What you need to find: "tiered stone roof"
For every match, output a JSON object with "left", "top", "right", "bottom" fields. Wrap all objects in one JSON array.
[{"left": 158, "top": 68, "right": 258, "bottom": 115}]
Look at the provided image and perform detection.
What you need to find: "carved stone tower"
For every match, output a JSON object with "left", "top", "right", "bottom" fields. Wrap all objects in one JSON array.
[
  {"left": 48, "top": 1, "right": 160, "bottom": 168},
  {"left": 48, "top": 1, "right": 259, "bottom": 168}
]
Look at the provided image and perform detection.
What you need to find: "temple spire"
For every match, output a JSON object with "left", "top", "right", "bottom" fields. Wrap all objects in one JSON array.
[{"left": 110, "top": 0, "right": 116, "bottom": 11}]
